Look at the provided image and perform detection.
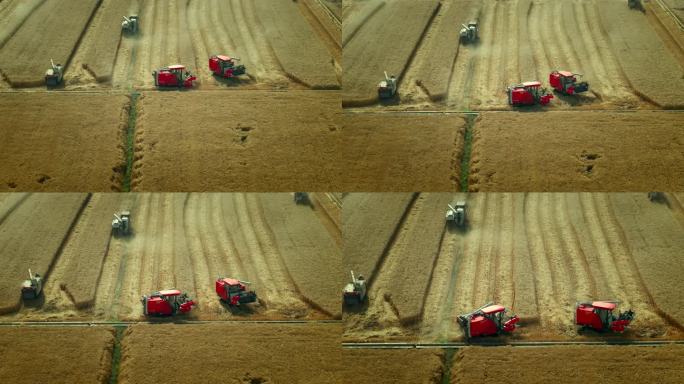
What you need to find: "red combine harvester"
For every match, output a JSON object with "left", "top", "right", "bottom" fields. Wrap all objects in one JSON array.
[
  {"left": 142, "top": 289, "right": 195, "bottom": 316},
  {"left": 457, "top": 303, "right": 519, "bottom": 339},
  {"left": 152, "top": 65, "right": 196, "bottom": 87},
  {"left": 209, "top": 55, "right": 246, "bottom": 78},
  {"left": 549, "top": 70, "right": 589, "bottom": 95},
  {"left": 215, "top": 277, "right": 257, "bottom": 306},
  {"left": 575, "top": 300, "right": 635, "bottom": 333},
  {"left": 507, "top": 81, "right": 553, "bottom": 106}
]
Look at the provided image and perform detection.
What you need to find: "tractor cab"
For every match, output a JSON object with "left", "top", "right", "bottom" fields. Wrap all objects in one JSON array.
[
  {"left": 575, "top": 301, "right": 635, "bottom": 333},
  {"left": 153, "top": 64, "right": 196, "bottom": 88},
  {"left": 21, "top": 269, "right": 43, "bottom": 300},
  {"left": 549, "top": 70, "right": 589, "bottom": 95},
  {"left": 458, "top": 303, "right": 519, "bottom": 339},
  {"left": 215, "top": 277, "right": 257, "bottom": 306},
  {"left": 343, "top": 270, "right": 367, "bottom": 305},
  {"left": 209, "top": 55, "right": 246, "bottom": 78},
  {"left": 508, "top": 81, "right": 553, "bottom": 106},
  {"left": 142, "top": 289, "right": 195, "bottom": 316},
  {"left": 446, "top": 201, "right": 467, "bottom": 227},
  {"left": 378, "top": 71, "right": 397, "bottom": 99}
]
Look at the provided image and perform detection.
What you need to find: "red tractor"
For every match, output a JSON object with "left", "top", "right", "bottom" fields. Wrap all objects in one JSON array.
[
  {"left": 457, "top": 303, "right": 519, "bottom": 340},
  {"left": 152, "top": 64, "right": 196, "bottom": 88},
  {"left": 549, "top": 70, "right": 589, "bottom": 95},
  {"left": 507, "top": 81, "right": 553, "bottom": 106},
  {"left": 142, "top": 289, "right": 196, "bottom": 316},
  {"left": 575, "top": 300, "right": 635, "bottom": 333},
  {"left": 215, "top": 277, "right": 257, "bottom": 306},
  {"left": 209, "top": 55, "right": 246, "bottom": 78}
]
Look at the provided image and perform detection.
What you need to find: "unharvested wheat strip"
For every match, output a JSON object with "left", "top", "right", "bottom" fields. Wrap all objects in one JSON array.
[
  {"left": 502, "top": 1, "right": 519, "bottom": 87},
  {"left": 172, "top": 193, "right": 196, "bottom": 297},
  {"left": 158, "top": 194, "right": 175, "bottom": 288},
  {"left": 452, "top": 193, "right": 486, "bottom": 317},
  {"left": 484, "top": 0, "right": 503, "bottom": 103},
  {"left": 554, "top": 194, "right": 593, "bottom": 300},
  {"left": 118, "top": 193, "right": 151, "bottom": 318},
  {"left": 181, "top": 194, "right": 214, "bottom": 305},
  {"left": 578, "top": 193, "right": 624, "bottom": 300},
  {"left": 470, "top": 0, "right": 496, "bottom": 106},
  {"left": 211, "top": 194, "right": 248, "bottom": 279},
  {"left": 524, "top": 193, "right": 558, "bottom": 327},
  {"left": 550, "top": 1, "right": 581, "bottom": 72},
  {"left": 495, "top": 193, "right": 514, "bottom": 306},
  {"left": 596, "top": 194, "right": 666, "bottom": 325},
  {"left": 138, "top": 194, "right": 161, "bottom": 294},
  {"left": 527, "top": 1, "right": 552, "bottom": 82},
  {"left": 539, "top": 193, "right": 574, "bottom": 320},
  {"left": 206, "top": 0, "right": 238, "bottom": 59},
  {"left": 562, "top": 193, "right": 603, "bottom": 297},
  {"left": 540, "top": 1, "right": 564, "bottom": 71},
  {"left": 222, "top": 0, "right": 259, "bottom": 80},
  {"left": 165, "top": 1, "right": 180, "bottom": 64},
  {"left": 511, "top": 193, "right": 538, "bottom": 320},
  {"left": 196, "top": 194, "right": 224, "bottom": 278},
  {"left": 516, "top": 0, "right": 535, "bottom": 80},
  {"left": 135, "top": 0, "right": 155, "bottom": 86},
  {"left": 587, "top": 2, "right": 650, "bottom": 99},
  {"left": 176, "top": 0, "right": 195, "bottom": 70},
  {"left": 152, "top": 0, "right": 167, "bottom": 71},
  {"left": 240, "top": 0, "right": 287, "bottom": 81},
  {"left": 473, "top": 194, "right": 499, "bottom": 306}
]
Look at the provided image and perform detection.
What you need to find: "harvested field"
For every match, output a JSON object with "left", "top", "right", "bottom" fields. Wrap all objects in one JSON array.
[
  {"left": 132, "top": 91, "right": 340, "bottom": 191},
  {"left": 342, "top": 0, "right": 439, "bottom": 106},
  {"left": 343, "top": 193, "right": 414, "bottom": 284},
  {"left": 469, "top": 111, "right": 684, "bottom": 191},
  {"left": 0, "top": 193, "right": 340, "bottom": 321},
  {"left": 0, "top": 93, "right": 129, "bottom": 192},
  {"left": 0, "top": 327, "right": 114, "bottom": 384},
  {"left": 0, "top": 193, "right": 87, "bottom": 314},
  {"left": 0, "top": 0, "right": 44, "bottom": 49},
  {"left": 451, "top": 345, "right": 684, "bottom": 384},
  {"left": 0, "top": 0, "right": 99, "bottom": 87},
  {"left": 340, "top": 113, "right": 465, "bottom": 191},
  {"left": 598, "top": 1, "right": 684, "bottom": 108},
  {"left": 253, "top": 0, "right": 338, "bottom": 88},
  {"left": 120, "top": 323, "right": 443, "bottom": 384},
  {"left": 344, "top": 193, "right": 684, "bottom": 342},
  {"left": 345, "top": 0, "right": 683, "bottom": 110}
]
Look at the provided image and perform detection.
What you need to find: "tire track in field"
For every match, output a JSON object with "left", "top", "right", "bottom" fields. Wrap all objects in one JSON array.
[
  {"left": 581, "top": 0, "right": 638, "bottom": 100},
  {"left": 594, "top": 194, "right": 666, "bottom": 328},
  {"left": 246, "top": 194, "right": 309, "bottom": 312},
  {"left": 565, "top": 0, "right": 615, "bottom": 98},
  {"left": 495, "top": 193, "right": 515, "bottom": 306},
  {"left": 158, "top": 194, "right": 175, "bottom": 289},
  {"left": 539, "top": 193, "right": 574, "bottom": 323},
  {"left": 224, "top": 0, "right": 261, "bottom": 80},
  {"left": 484, "top": 0, "right": 504, "bottom": 104},
  {"left": 240, "top": 0, "right": 288, "bottom": 83},
  {"left": 118, "top": 193, "right": 151, "bottom": 319},
  {"left": 524, "top": 193, "right": 559, "bottom": 328},
  {"left": 232, "top": 194, "right": 293, "bottom": 308},
  {"left": 182, "top": 193, "right": 214, "bottom": 309}
]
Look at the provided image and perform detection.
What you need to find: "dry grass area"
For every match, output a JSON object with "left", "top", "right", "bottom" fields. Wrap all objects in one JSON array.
[
  {"left": 343, "top": 193, "right": 414, "bottom": 283},
  {"left": 132, "top": 91, "right": 340, "bottom": 191},
  {"left": 342, "top": 0, "right": 439, "bottom": 106},
  {"left": 469, "top": 112, "right": 684, "bottom": 191},
  {"left": 340, "top": 113, "right": 464, "bottom": 191},
  {"left": 0, "top": 327, "right": 114, "bottom": 384},
  {"left": 0, "top": 93, "right": 129, "bottom": 191},
  {"left": 80, "top": 0, "right": 133, "bottom": 82},
  {"left": 0, "top": 193, "right": 86, "bottom": 314},
  {"left": 0, "top": 0, "right": 98, "bottom": 87},
  {"left": 598, "top": 1, "right": 684, "bottom": 108},
  {"left": 452, "top": 345, "right": 684, "bottom": 384},
  {"left": 254, "top": 0, "right": 338, "bottom": 89},
  {"left": 59, "top": 194, "right": 125, "bottom": 308}
]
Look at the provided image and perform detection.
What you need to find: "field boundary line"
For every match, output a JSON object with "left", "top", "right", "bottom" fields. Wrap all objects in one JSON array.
[
  {"left": 0, "top": 319, "right": 342, "bottom": 327},
  {"left": 342, "top": 109, "right": 684, "bottom": 114},
  {"left": 343, "top": 340, "right": 684, "bottom": 349}
]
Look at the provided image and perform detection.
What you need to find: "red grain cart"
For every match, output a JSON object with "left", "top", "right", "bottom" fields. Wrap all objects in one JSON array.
[
  {"left": 152, "top": 65, "right": 196, "bottom": 88},
  {"left": 458, "top": 303, "right": 519, "bottom": 339},
  {"left": 549, "top": 70, "right": 589, "bottom": 95},
  {"left": 142, "top": 289, "right": 196, "bottom": 316},
  {"left": 575, "top": 300, "right": 635, "bottom": 333},
  {"left": 215, "top": 277, "right": 257, "bottom": 306},
  {"left": 209, "top": 55, "right": 246, "bottom": 78},
  {"left": 507, "top": 81, "right": 553, "bottom": 106}
]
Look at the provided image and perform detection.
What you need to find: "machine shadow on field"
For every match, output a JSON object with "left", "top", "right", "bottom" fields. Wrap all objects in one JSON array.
[
  {"left": 22, "top": 295, "right": 46, "bottom": 310},
  {"left": 219, "top": 301, "right": 260, "bottom": 317},
  {"left": 342, "top": 300, "right": 369, "bottom": 315}
]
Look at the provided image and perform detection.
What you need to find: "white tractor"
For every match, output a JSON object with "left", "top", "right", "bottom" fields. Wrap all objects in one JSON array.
[
  {"left": 446, "top": 201, "right": 467, "bottom": 227},
  {"left": 112, "top": 210, "right": 131, "bottom": 236},
  {"left": 294, "top": 192, "right": 310, "bottom": 205},
  {"left": 45, "top": 59, "right": 63, "bottom": 86},
  {"left": 377, "top": 71, "right": 397, "bottom": 99},
  {"left": 122, "top": 15, "right": 139, "bottom": 34},
  {"left": 22, "top": 269, "right": 43, "bottom": 300},
  {"left": 459, "top": 21, "right": 479, "bottom": 43},
  {"left": 343, "top": 271, "right": 367, "bottom": 305}
]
